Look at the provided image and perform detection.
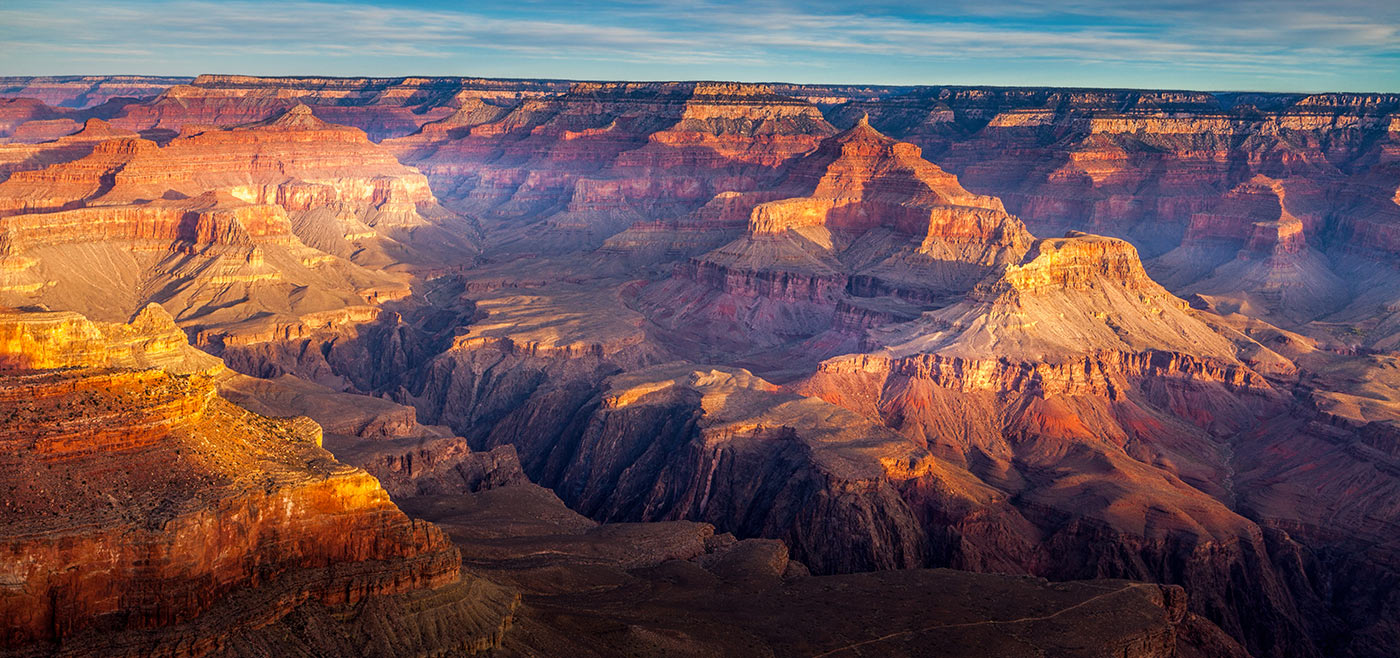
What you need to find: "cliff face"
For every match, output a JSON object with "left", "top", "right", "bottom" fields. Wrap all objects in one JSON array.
[
  {"left": 107, "top": 74, "right": 569, "bottom": 141},
  {"left": 1150, "top": 175, "right": 1346, "bottom": 324},
  {"left": 410, "top": 445, "right": 1235, "bottom": 658},
  {"left": 0, "top": 306, "right": 515, "bottom": 657},
  {"left": 0, "top": 119, "right": 139, "bottom": 181},
  {"left": 835, "top": 89, "right": 1400, "bottom": 335}
]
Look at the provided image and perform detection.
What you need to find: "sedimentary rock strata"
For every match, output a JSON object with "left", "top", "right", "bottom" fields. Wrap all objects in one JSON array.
[
  {"left": 0, "top": 105, "right": 485, "bottom": 351},
  {"left": 0, "top": 306, "right": 515, "bottom": 656}
]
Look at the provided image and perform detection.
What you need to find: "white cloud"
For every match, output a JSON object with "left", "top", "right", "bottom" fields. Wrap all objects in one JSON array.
[{"left": 0, "top": 0, "right": 1395, "bottom": 90}]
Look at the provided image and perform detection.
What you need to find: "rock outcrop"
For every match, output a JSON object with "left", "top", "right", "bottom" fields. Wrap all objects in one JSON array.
[
  {"left": 384, "top": 81, "right": 834, "bottom": 253},
  {"left": 0, "top": 104, "right": 479, "bottom": 267},
  {"left": 0, "top": 118, "right": 139, "bottom": 181},
  {"left": 0, "top": 306, "right": 516, "bottom": 657}
]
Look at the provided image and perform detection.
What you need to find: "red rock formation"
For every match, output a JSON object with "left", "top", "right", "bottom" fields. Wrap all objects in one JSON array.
[
  {"left": 0, "top": 104, "right": 478, "bottom": 268},
  {"left": 0, "top": 98, "right": 68, "bottom": 140},
  {"left": 0, "top": 306, "right": 515, "bottom": 656},
  {"left": 3, "top": 75, "right": 1399, "bottom": 658},
  {"left": 0, "top": 118, "right": 140, "bottom": 182},
  {"left": 637, "top": 118, "right": 1033, "bottom": 346},
  {"left": 0, "top": 189, "right": 412, "bottom": 349},
  {"left": 102, "top": 74, "right": 566, "bottom": 141},
  {"left": 0, "top": 105, "right": 484, "bottom": 348}
]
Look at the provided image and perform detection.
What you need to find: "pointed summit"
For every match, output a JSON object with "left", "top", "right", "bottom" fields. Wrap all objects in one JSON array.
[
  {"left": 235, "top": 102, "right": 336, "bottom": 132},
  {"left": 831, "top": 111, "right": 892, "bottom": 146},
  {"left": 269, "top": 102, "right": 327, "bottom": 129},
  {"left": 873, "top": 231, "right": 1244, "bottom": 365}
]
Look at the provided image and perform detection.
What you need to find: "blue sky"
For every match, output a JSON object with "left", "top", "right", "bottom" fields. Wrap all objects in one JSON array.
[{"left": 2, "top": 0, "right": 1396, "bottom": 92}]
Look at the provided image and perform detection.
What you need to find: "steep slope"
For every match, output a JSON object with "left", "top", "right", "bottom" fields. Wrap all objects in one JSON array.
[
  {"left": 790, "top": 232, "right": 1337, "bottom": 656},
  {"left": 0, "top": 189, "right": 408, "bottom": 349},
  {"left": 0, "top": 305, "right": 516, "bottom": 657}
]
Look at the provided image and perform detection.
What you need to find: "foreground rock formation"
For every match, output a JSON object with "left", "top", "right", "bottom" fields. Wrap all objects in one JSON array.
[{"left": 0, "top": 305, "right": 516, "bottom": 656}]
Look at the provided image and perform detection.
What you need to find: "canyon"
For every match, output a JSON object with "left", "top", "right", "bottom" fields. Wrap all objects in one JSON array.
[{"left": 0, "top": 73, "right": 1397, "bottom": 657}]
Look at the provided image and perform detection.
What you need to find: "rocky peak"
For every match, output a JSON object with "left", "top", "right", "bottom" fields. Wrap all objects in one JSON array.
[
  {"left": 71, "top": 117, "right": 133, "bottom": 140},
  {"left": 747, "top": 121, "right": 1010, "bottom": 238},
  {"left": 250, "top": 102, "right": 336, "bottom": 131},
  {"left": 874, "top": 230, "right": 1242, "bottom": 364},
  {"left": 995, "top": 231, "right": 1157, "bottom": 296},
  {"left": 830, "top": 112, "right": 896, "bottom": 149}
]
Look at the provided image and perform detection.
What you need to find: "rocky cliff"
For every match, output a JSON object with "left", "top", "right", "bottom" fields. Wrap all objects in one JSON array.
[
  {"left": 0, "top": 305, "right": 516, "bottom": 657},
  {"left": 0, "top": 104, "right": 478, "bottom": 266}
]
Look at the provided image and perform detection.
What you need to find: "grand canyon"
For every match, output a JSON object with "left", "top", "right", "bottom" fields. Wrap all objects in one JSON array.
[{"left": 0, "top": 67, "right": 1397, "bottom": 658}]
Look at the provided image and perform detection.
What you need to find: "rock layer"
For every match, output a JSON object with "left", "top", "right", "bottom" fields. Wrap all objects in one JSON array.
[{"left": 0, "top": 306, "right": 515, "bottom": 657}]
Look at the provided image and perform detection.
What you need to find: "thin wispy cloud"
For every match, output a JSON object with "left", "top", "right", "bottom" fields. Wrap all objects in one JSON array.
[{"left": 0, "top": 0, "right": 1395, "bottom": 91}]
